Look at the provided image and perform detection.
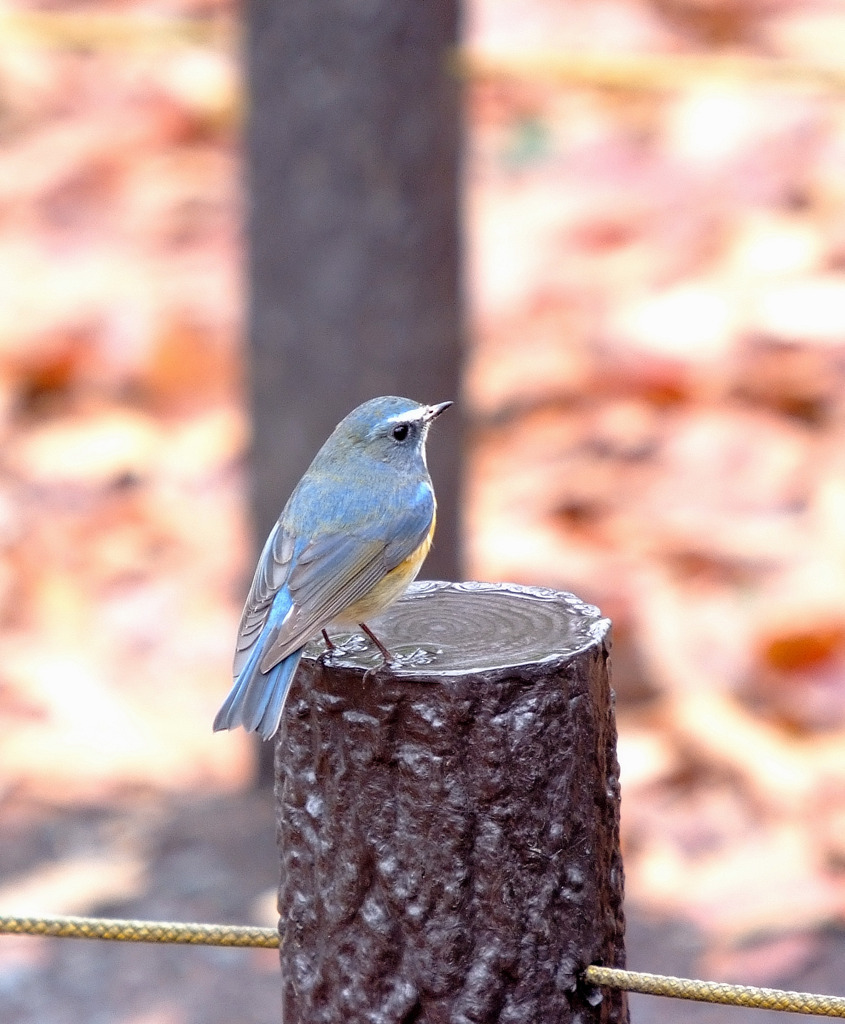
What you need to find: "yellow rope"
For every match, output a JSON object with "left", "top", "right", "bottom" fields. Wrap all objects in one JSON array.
[
  {"left": 455, "top": 50, "right": 845, "bottom": 93},
  {"left": 586, "top": 966, "right": 845, "bottom": 1018},
  {"left": 2, "top": 14, "right": 845, "bottom": 97},
  {"left": 0, "top": 11, "right": 233, "bottom": 50},
  {"left": 3, "top": 914, "right": 845, "bottom": 1017},
  {"left": 0, "top": 913, "right": 278, "bottom": 949}
]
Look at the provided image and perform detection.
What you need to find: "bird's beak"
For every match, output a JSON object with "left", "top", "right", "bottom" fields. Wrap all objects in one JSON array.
[{"left": 424, "top": 401, "right": 453, "bottom": 422}]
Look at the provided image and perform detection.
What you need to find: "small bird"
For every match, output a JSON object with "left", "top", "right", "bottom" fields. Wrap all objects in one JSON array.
[{"left": 214, "top": 395, "right": 452, "bottom": 740}]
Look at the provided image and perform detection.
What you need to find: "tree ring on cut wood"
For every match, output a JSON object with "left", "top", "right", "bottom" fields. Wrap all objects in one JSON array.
[{"left": 306, "top": 579, "right": 611, "bottom": 674}]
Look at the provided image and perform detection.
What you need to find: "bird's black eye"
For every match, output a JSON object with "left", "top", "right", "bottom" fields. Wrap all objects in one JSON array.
[{"left": 392, "top": 423, "right": 410, "bottom": 442}]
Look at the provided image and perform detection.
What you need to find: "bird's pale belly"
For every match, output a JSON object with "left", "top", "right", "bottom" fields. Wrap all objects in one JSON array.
[{"left": 335, "top": 510, "right": 436, "bottom": 625}]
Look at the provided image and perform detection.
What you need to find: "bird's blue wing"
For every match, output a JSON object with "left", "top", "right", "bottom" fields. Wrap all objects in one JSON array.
[
  {"left": 232, "top": 519, "right": 301, "bottom": 678},
  {"left": 218, "top": 520, "right": 308, "bottom": 740},
  {"left": 218, "top": 471, "right": 435, "bottom": 739},
  {"left": 214, "top": 525, "right": 389, "bottom": 741},
  {"left": 257, "top": 481, "right": 436, "bottom": 671}
]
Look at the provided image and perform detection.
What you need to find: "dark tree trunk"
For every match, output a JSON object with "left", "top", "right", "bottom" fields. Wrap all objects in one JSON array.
[{"left": 246, "top": 0, "right": 464, "bottom": 582}]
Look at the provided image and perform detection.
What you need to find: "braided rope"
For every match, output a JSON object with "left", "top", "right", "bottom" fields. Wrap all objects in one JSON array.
[
  {"left": 2, "top": 12, "right": 845, "bottom": 100},
  {"left": 0, "top": 914, "right": 278, "bottom": 949},
  {"left": 586, "top": 966, "right": 845, "bottom": 1018},
  {"left": 0, "top": 11, "right": 231, "bottom": 48},
  {"left": 4, "top": 914, "right": 845, "bottom": 1017},
  {"left": 455, "top": 51, "right": 845, "bottom": 93}
]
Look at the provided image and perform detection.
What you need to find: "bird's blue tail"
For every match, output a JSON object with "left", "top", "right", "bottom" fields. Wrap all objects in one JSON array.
[
  {"left": 213, "top": 594, "right": 304, "bottom": 740},
  {"left": 213, "top": 648, "right": 303, "bottom": 740}
]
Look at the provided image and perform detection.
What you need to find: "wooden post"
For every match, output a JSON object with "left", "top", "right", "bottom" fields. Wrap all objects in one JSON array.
[{"left": 275, "top": 582, "right": 628, "bottom": 1024}]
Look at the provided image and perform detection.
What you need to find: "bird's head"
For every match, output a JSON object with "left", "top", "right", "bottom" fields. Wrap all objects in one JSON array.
[{"left": 328, "top": 395, "right": 452, "bottom": 470}]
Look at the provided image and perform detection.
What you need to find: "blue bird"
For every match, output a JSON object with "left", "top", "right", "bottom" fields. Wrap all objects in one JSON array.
[{"left": 213, "top": 396, "right": 452, "bottom": 740}]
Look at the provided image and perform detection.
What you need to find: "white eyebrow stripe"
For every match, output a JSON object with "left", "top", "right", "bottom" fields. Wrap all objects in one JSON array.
[{"left": 384, "top": 409, "right": 425, "bottom": 425}]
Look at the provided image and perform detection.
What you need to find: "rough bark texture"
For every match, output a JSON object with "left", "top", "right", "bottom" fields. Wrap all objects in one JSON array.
[
  {"left": 246, "top": 0, "right": 463, "bottom": 582},
  {"left": 275, "top": 582, "right": 628, "bottom": 1024}
]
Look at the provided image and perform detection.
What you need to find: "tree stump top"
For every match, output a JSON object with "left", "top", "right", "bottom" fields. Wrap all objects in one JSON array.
[{"left": 304, "top": 579, "right": 611, "bottom": 675}]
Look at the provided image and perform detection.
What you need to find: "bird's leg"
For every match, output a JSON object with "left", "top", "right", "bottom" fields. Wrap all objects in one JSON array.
[
  {"left": 317, "top": 629, "right": 338, "bottom": 665},
  {"left": 359, "top": 622, "right": 393, "bottom": 663}
]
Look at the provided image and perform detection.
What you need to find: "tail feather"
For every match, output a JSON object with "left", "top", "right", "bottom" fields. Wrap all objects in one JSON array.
[
  {"left": 213, "top": 647, "right": 303, "bottom": 740},
  {"left": 215, "top": 586, "right": 304, "bottom": 740},
  {"left": 254, "top": 651, "right": 303, "bottom": 738}
]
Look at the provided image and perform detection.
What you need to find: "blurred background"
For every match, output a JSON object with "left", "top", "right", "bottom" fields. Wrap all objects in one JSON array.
[{"left": 2, "top": 0, "right": 845, "bottom": 1021}]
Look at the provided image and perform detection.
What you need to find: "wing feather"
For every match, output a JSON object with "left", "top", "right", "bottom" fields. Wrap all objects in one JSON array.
[
  {"left": 233, "top": 520, "right": 299, "bottom": 675},
  {"left": 256, "top": 536, "right": 390, "bottom": 670},
  {"left": 237, "top": 479, "right": 436, "bottom": 675}
]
